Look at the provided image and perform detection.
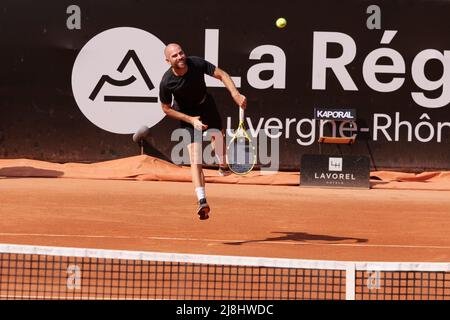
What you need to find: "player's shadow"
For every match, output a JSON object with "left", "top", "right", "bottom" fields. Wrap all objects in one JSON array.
[
  {"left": 223, "top": 232, "right": 367, "bottom": 246},
  {"left": 0, "top": 167, "right": 64, "bottom": 178}
]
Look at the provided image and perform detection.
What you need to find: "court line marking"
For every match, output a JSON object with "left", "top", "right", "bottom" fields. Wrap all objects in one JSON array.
[{"left": 0, "top": 232, "right": 449, "bottom": 250}]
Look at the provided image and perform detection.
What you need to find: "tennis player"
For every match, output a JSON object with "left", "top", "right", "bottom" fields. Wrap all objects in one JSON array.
[{"left": 159, "top": 43, "right": 247, "bottom": 220}]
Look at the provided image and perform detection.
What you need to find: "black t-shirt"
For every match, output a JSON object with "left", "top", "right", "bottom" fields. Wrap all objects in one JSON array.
[{"left": 159, "top": 56, "right": 216, "bottom": 111}]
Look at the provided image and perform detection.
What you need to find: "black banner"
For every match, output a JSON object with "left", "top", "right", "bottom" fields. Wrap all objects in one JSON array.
[
  {"left": 0, "top": 0, "right": 449, "bottom": 171},
  {"left": 300, "top": 154, "right": 370, "bottom": 189}
]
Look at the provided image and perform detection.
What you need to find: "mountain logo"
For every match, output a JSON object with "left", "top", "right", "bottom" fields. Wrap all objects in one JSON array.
[
  {"left": 72, "top": 27, "right": 167, "bottom": 134},
  {"left": 88, "top": 50, "right": 158, "bottom": 103}
]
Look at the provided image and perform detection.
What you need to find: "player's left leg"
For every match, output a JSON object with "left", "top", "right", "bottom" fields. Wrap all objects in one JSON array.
[{"left": 187, "top": 140, "right": 210, "bottom": 220}]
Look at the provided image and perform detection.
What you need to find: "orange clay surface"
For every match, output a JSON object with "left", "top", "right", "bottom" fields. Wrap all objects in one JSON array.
[{"left": 0, "top": 155, "right": 449, "bottom": 263}]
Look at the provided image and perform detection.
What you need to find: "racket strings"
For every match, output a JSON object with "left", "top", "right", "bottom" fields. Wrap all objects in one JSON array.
[{"left": 227, "top": 135, "right": 256, "bottom": 175}]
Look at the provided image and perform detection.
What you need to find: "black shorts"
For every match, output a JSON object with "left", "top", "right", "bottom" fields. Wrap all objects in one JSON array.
[{"left": 173, "top": 93, "right": 223, "bottom": 143}]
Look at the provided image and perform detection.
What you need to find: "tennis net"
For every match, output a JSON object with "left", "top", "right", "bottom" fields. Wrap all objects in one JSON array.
[{"left": 0, "top": 244, "right": 449, "bottom": 300}]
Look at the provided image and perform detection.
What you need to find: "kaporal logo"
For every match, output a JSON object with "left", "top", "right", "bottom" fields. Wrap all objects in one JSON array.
[
  {"left": 315, "top": 108, "right": 356, "bottom": 120},
  {"left": 317, "top": 111, "right": 352, "bottom": 119}
]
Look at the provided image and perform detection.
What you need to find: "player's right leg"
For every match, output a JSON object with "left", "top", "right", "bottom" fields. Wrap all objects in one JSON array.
[
  {"left": 198, "top": 94, "right": 230, "bottom": 177},
  {"left": 210, "top": 130, "right": 231, "bottom": 176}
]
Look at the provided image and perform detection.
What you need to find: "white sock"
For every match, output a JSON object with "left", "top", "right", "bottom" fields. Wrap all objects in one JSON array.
[{"left": 195, "top": 187, "right": 206, "bottom": 201}]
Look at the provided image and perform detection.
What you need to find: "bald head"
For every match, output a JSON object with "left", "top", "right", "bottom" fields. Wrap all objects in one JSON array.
[
  {"left": 164, "top": 43, "right": 183, "bottom": 59},
  {"left": 164, "top": 43, "right": 187, "bottom": 71}
]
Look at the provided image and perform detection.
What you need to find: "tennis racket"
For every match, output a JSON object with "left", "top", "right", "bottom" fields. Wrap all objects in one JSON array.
[{"left": 226, "top": 107, "right": 256, "bottom": 175}]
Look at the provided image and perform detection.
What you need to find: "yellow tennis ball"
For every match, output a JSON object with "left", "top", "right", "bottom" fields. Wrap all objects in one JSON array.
[{"left": 276, "top": 17, "right": 287, "bottom": 28}]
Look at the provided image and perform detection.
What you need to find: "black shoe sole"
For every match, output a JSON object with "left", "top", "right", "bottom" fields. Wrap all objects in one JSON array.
[{"left": 197, "top": 205, "right": 210, "bottom": 220}]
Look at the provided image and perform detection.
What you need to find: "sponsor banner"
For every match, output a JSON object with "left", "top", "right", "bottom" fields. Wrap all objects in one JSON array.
[
  {"left": 0, "top": 0, "right": 449, "bottom": 170},
  {"left": 300, "top": 154, "right": 370, "bottom": 189}
]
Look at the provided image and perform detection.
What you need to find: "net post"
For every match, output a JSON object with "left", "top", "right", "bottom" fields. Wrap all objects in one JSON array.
[{"left": 345, "top": 263, "right": 356, "bottom": 300}]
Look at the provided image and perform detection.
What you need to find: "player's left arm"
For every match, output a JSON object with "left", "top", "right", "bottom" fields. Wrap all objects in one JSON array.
[{"left": 213, "top": 67, "right": 247, "bottom": 109}]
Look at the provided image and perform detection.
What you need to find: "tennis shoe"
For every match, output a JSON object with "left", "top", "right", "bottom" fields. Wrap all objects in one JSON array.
[
  {"left": 197, "top": 198, "right": 210, "bottom": 220},
  {"left": 218, "top": 166, "right": 232, "bottom": 177}
]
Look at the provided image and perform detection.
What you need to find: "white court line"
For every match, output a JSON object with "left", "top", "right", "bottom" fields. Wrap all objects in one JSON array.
[{"left": 0, "top": 232, "right": 449, "bottom": 250}]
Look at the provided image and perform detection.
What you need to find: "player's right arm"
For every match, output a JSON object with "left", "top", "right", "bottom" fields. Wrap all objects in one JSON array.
[
  {"left": 161, "top": 103, "right": 207, "bottom": 131},
  {"left": 213, "top": 67, "right": 247, "bottom": 109}
]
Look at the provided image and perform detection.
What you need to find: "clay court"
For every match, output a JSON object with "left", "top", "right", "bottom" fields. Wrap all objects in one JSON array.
[{"left": 1, "top": 155, "right": 449, "bottom": 263}]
